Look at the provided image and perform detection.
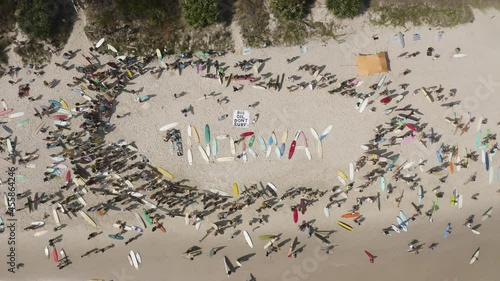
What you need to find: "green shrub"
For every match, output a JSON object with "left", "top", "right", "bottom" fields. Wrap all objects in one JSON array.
[
  {"left": 16, "top": 0, "right": 58, "bottom": 40},
  {"left": 326, "top": 0, "right": 361, "bottom": 19},
  {"left": 182, "top": 0, "right": 220, "bottom": 27},
  {"left": 270, "top": 0, "right": 307, "bottom": 21}
]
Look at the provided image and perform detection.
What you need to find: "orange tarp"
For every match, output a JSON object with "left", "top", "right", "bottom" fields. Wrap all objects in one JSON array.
[{"left": 356, "top": 52, "right": 389, "bottom": 76}]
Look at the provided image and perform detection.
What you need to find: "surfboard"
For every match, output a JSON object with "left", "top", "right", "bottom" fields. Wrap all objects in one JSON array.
[
  {"left": 212, "top": 138, "right": 217, "bottom": 157},
  {"left": 229, "top": 137, "right": 236, "bottom": 155},
  {"left": 421, "top": 87, "right": 434, "bottom": 103},
  {"left": 380, "top": 97, "right": 392, "bottom": 104},
  {"left": 391, "top": 224, "right": 400, "bottom": 233},
  {"left": 187, "top": 149, "right": 193, "bottom": 165},
  {"left": 159, "top": 122, "right": 178, "bottom": 131},
  {"left": 75, "top": 192, "right": 87, "bottom": 206},
  {"left": 33, "top": 230, "right": 48, "bottom": 237},
  {"left": 349, "top": 163, "right": 354, "bottom": 181},
  {"left": 130, "top": 250, "right": 139, "bottom": 270},
  {"left": 264, "top": 236, "right": 279, "bottom": 250},
  {"left": 319, "top": 125, "right": 332, "bottom": 140},
  {"left": 198, "top": 146, "right": 209, "bottom": 163},
  {"left": 310, "top": 128, "right": 320, "bottom": 141},
  {"left": 135, "top": 211, "right": 147, "bottom": 228},
  {"left": 8, "top": 112, "right": 24, "bottom": 119},
  {"left": 288, "top": 140, "right": 297, "bottom": 159},
  {"left": 243, "top": 230, "right": 254, "bottom": 248},
  {"left": 399, "top": 210, "right": 409, "bottom": 226},
  {"left": 364, "top": 250, "right": 375, "bottom": 263},
  {"left": 470, "top": 247, "right": 480, "bottom": 264},
  {"left": 135, "top": 252, "right": 142, "bottom": 264},
  {"left": 471, "top": 229, "right": 480, "bottom": 235},
  {"left": 324, "top": 207, "right": 330, "bottom": 218},
  {"left": 204, "top": 124, "right": 211, "bottom": 144},
  {"left": 317, "top": 140, "right": 323, "bottom": 159},
  {"left": 96, "top": 38, "right": 105, "bottom": 48},
  {"left": 60, "top": 248, "right": 66, "bottom": 259},
  {"left": 127, "top": 253, "right": 133, "bottom": 266},
  {"left": 453, "top": 53, "right": 467, "bottom": 58},
  {"left": 79, "top": 210, "right": 97, "bottom": 228},
  {"left": 45, "top": 247, "right": 50, "bottom": 258},
  {"left": 224, "top": 256, "right": 232, "bottom": 276},
  {"left": 341, "top": 212, "right": 360, "bottom": 218},
  {"left": 52, "top": 247, "right": 59, "bottom": 262},
  {"left": 191, "top": 125, "right": 200, "bottom": 143},
  {"left": 418, "top": 186, "right": 424, "bottom": 204},
  {"left": 288, "top": 237, "right": 297, "bottom": 257},
  {"left": 396, "top": 216, "right": 407, "bottom": 232},
  {"left": 380, "top": 176, "right": 386, "bottom": 192},
  {"left": 293, "top": 208, "right": 299, "bottom": 223},
  {"left": 482, "top": 207, "right": 493, "bottom": 221},
  {"left": 107, "top": 44, "right": 118, "bottom": 53},
  {"left": 53, "top": 208, "right": 61, "bottom": 226},
  {"left": 359, "top": 98, "right": 369, "bottom": 113},
  {"left": 156, "top": 166, "right": 174, "bottom": 179},
  {"left": 337, "top": 221, "right": 353, "bottom": 231},
  {"left": 376, "top": 75, "right": 386, "bottom": 91},
  {"left": 232, "top": 182, "right": 239, "bottom": 197},
  {"left": 444, "top": 224, "right": 451, "bottom": 238}
]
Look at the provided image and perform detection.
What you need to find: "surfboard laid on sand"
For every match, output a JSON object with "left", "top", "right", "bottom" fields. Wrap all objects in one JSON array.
[
  {"left": 482, "top": 207, "right": 493, "bottom": 221},
  {"left": 364, "top": 250, "right": 375, "bottom": 263},
  {"left": 159, "top": 122, "right": 178, "bottom": 131},
  {"left": 293, "top": 208, "right": 299, "bottom": 223},
  {"left": 243, "top": 230, "right": 254, "bottom": 248},
  {"left": 288, "top": 237, "right": 297, "bottom": 257},
  {"left": 130, "top": 250, "right": 139, "bottom": 270},
  {"left": 52, "top": 247, "right": 59, "bottom": 262},
  {"left": 341, "top": 212, "right": 360, "bottom": 218},
  {"left": 156, "top": 166, "right": 174, "bottom": 180},
  {"left": 53, "top": 208, "right": 61, "bottom": 226},
  {"left": 224, "top": 256, "right": 232, "bottom": 276},
  {"left": 96, "top": 38, "right": 105, "bottom": 48},
  {"left": 198, "top": 146, "right": 210, "bottom": 163},
  {"left": 79, "top": 210, "right": 97, "bottom": 228},
  {"left": 470, "top": 247, "right": 480, "bottom": 264},
  {"left": 337, "top": 221, "right": 353, "bottom": 231},
  {"left": 45, "top": 247, "right": 50, "bottom": 258}
]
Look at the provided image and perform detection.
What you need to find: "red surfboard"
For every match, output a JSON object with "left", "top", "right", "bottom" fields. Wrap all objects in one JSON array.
[
  {"left": 52, "top": 247, "right": 59, "bottom": 262},
  {"left": 51, "top": 114, "right": 69, "bottom": 120},
  {"left": 293, "top": 208, "right": 299, "bottom": 223},
  {"left": 288, "top": 140, "right": 297, "bottom": 159},
  {"left": 364, "top": 250, "right": 374, "bottom": 263},
  {"left": 380, "top": 97, "right": 392, "bottom": 104},
  {"left": 240, "top": 132, "right": 254, "bottom": 138},
  {"left": 406, "top": 124, "right": 417, "bottom": 131},
  {"left": 0, "top": 108, "right": 13, "bottom": 116},
  {"left": 65, "top": 170, "right": 71, "bottom": 185}
]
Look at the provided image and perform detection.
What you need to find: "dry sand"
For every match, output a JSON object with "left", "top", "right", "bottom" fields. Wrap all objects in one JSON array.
[{"left": 1, "top": 7, "right": 500, "bottom": 281}]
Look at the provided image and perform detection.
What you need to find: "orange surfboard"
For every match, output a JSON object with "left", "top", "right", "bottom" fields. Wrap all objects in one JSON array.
[{"left": 341, "top": 212, "right": 360, "bottom": 218}]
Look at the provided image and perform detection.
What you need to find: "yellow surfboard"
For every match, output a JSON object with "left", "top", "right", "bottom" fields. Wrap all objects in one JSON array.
[
  {"left": 156, "top": 166, "right": 174, "bottom": 180},
  {"left": 59, "top": 98, "right": 69, "bottom": 109},
  {"left": 232, "top": 182, "right": 239, "bottom": 197},
  {"left": 337, "top": 170, "right": 348, "bottom": 182},
  {"left": 337, "top": 221, "right": 353, "bottom": 231}
]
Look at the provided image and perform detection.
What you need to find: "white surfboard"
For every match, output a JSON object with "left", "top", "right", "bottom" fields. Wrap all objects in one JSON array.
[
  {"left": 8, "top": 112, "right": 24, "bottom": 119},
  {"left": 453, "top": 53, "right": 467, "bottom": 58},
  {"left": 53, "top": 208, "right": 61, "bottom": 226},
  {"left": 229, "top": 137, "right": 236, "bottom": 155},
  {"left": 107, "top": 44, "right": 118, "bottom": 53},
  {"left": 267, "top": 182, "right": 278, "bottom": 194},
  {"left": 198, "top": 146, "right": 209, "bottom": 163},
  {"left": 187, "top": 149, "right": 193, "bottom": 165},
  {"left": 60, "top": 248, "right": 66, "bottom": 259},
  {"left": 248, "top": 147, "right": 257, "bottom": 158},
  {"left": 217, "top": 157, "right": 234, "bottom": 162},
  {"left": 184, "top": 212, "right": 190, "bottom": 225},
  {"left": 471, "top": 229, "right": 480, "bottom": 235},
  {"left": 470, "top": 248, "right": 480, "bottom": 264},
  {"left": 33, "top": 230, "right": 48, "bottom": 237},
  {"left": 317, "top": 140, "right": 323, "bottom": 159},
  {"left": 458, "top": 194, "right": 463, "bottom": 209},
  {"left": 359, "top": 98, "right": 369, "bottom": 113},
  {"left": 95, "top": 38, "right": 105, "bottom": 48},
  {"left": 135, "top": 251, "right": 142, "bottom": 264},
  {"left": 349, "top": 163, "right": 354, "bottom": 181},
  {"left": 224, "top": 256, "right": 232, "bottom": 276},
  {"left": 324, "top": 207, "right": 330, "bottom": 218},
  {"left": 195, "top": 217, "right": 201, "bottom": 230},
  {"left": 310, "top": 128, "right": 320, "bottom": 141},
  {"left": 45, "top": 246, "right": 50, "bottom": 258},
  {"left": 130, "top": 250, "right": 139, "bottom": 269},
  {"left": 159, "top": 122, "right": 178, "bottom": 131},
  {"left": 243, "top": 230, "right": 254, "bottom": 248},
  {"left": 304, "top": 147, "right": 312, "bottom": 160},
  {"left": 187, "top": 125, "right": 192, "bottom": 138}
]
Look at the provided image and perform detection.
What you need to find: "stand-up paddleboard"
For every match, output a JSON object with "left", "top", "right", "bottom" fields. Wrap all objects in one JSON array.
[
  {"left": 243, "top": 230, "right": 254, "bottom": 248},
  {"left": 52, "top": 247, "right": 59, "bottom": 262},
  {"left": 364, "top": 250, "right": 375, "bottom": 263},
  {"left": 130, "top": 250, "right": 139, "bottom": 270},
  {"left": 293, "top": 208, "right": 299, "bottom": 223},
  {"left": 156, "top": 166, "right": 174, "bottom": 180},
  {"left": 198, "top": 146, "right": 209, "bottom": 163},
  {"left": 159, "top": 122, "right": 178, "bottom": 131},
  {"left": 79, "top": 210, "right": 97, "bottom": 228},
  {"left": 53, "top": 208, "right": 61, "bottom": 226},
  {"left": 45, "top": 246, "right": 50, "bottom": 258},
  {"left": 482, "top": 207, "right": 493, "bottom": 221},
  {"left": 95, "top": 38, "right": 105, "bottom": 48},
  {"left": 337, "top": 221, "right": 353, "bottom": 231},
  {"left": 224, "top": 256, "right": 232, "bottom": 276},
  {"left": 470, "top": 247, "right": 480, "bottom": 264}
]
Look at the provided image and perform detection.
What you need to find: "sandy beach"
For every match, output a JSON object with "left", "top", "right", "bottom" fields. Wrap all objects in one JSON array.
[{"left": 1, "top": 7, "right": 500, "bottom": 281}]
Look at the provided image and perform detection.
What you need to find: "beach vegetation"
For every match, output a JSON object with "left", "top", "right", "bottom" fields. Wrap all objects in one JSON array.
[
  {"left": 236, "top": 0, "right": 271, "bottom": 48},
  {"left": 326, "top": 0, "right": 362, "bottom": 19},
  {"left": 182, "top": 0, "right": 220, "bottom": 27},
  {"left": 269, "top": 0, "right": 308, "bottom": 21},
  {"left": 16, "top": 0, "right": 54, "bottom": 40}
]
